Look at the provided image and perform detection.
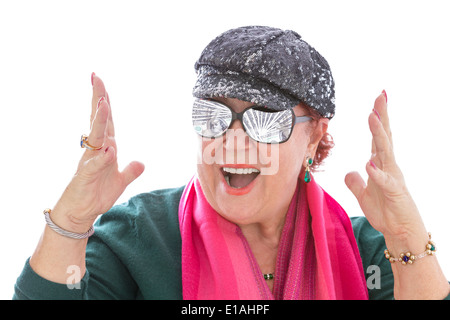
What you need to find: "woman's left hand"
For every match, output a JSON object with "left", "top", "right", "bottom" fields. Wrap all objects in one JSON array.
[
  {"left": 345, "top": 91, "right": 450, "bottom": 300},
  {"left": 345, "top": 91, "right": 428, "bottom": 248}
]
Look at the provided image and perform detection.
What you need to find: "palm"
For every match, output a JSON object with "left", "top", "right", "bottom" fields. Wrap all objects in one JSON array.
[
  {"left": 345, "top": 92, "right": 423, "bottom": 238},
  {"left": 55, "top": 74, "right": 144, "bottom": 227}
]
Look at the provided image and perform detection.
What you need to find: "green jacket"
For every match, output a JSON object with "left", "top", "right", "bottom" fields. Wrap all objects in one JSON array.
[{"left": 12, "top": 186, "right": 449, "bottom": 300}]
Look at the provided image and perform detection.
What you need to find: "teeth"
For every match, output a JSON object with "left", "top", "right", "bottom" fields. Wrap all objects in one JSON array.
[{"left": 222, "top": 167, "right": 260, "bottom": 174}]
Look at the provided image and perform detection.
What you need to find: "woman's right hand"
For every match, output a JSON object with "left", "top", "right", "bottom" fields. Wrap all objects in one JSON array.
[{"left": 50, "top": 73, "right": 145, "bottom": 233}]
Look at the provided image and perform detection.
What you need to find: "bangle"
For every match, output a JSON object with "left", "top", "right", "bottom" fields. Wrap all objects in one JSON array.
[
  {"left": 43, "top": 208, "right": 94, "bottom": 239},
  {"left": 384, "top": 232, "right": 436, "bottom": 265}
]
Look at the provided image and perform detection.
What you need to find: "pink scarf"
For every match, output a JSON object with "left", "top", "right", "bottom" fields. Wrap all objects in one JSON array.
[{"left": 178, "top": 175, "right": 368, "bottom": 300}]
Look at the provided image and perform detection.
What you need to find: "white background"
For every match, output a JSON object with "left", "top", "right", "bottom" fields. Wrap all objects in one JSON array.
[{"left": 1, "top": 0, "right": 449, "bottom": 299}]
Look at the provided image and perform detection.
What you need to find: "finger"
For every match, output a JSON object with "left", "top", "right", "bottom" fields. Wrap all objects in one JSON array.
[
  {"left": 81, "top": 145, "right": 116, "bottom": 177},
  {"left": 87, "top": 97, "right": 109, "bottom": 151},
  {"left": 366, "top": 159, "right": 385, "bottom": 184},
  {"left": 369, "top": 110, "right": 394, "bottom": 167},
  {"left": 373, "top": 91, "right": 393, "bottom": 146},
  {"left": 105, "top": 91, "right": 115, "bottom": 137},
  {"left": 345, "top": 171, "right": 366, "bottom": 201},
  {"left": 371, "top": 136, "right": 376, "bottom": 156},
  {"left": 105, "top": 89, "right": 111, "bottom": 105},
  {"left": 370, "top": 108, "right": 380, "bottom": 160},
  {"left": 90, "top": 73, "right": 116, "bottom": 137},
  {"left": 90, "top": 73, "right": 107, "bottom": 125},
  {"left": 121, "top": 161, "right": 145, "bottom": 187},
  {"left": 365, "top": 159, "right": 396, "bottom": 194}
]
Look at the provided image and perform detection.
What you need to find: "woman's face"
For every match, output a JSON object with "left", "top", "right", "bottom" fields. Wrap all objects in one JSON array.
[{"left": 196, "top": 97, "right": 327, "bottom": 226}]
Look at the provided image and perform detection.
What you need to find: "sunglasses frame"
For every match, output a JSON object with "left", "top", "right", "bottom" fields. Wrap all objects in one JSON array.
[{"left": 193, "top": 98, "right": 312, "bottom": 144}]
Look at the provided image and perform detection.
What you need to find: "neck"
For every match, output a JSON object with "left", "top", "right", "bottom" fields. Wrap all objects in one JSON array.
[
  {"left": 238, "top": 205, "right": 288, "bottom": 280},
  {"left": 239, "top": 216, "right": 285, "bottom": 250},
  {"left": 237, "top": 183, "right": 295, "bottom": 252},
  {"left": 237, "top": 183, "right": 297, "bottom": 279}
]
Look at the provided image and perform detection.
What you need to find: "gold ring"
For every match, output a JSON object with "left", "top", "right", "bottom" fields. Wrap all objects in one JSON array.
[{"left": 80, "top": 134, "right": 104, "bottom": 151}]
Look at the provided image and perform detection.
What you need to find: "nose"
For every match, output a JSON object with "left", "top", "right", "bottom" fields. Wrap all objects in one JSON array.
[
  {"left": 223, "top": 119, "right": 256, "bottom": 165},
  {"left": 224, "top": 119, "right": 248, "bottom": 147},
  {"left": 229, "top": 118, "right": 245, "bottom": 131}
]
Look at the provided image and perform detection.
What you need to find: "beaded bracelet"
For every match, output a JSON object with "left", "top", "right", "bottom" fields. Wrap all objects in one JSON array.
[{"left": 384, "top": 232, "right": 436, "bottom": 265}]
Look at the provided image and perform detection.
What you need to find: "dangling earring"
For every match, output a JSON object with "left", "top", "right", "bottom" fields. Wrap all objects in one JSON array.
[{"left": 304, "top": 156, "right": 313, "bottom": 183}]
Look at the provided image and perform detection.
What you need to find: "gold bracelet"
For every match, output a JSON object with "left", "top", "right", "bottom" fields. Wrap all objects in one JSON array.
[{"left": 384, "top": 232, "right": 436, "bottom": 265}]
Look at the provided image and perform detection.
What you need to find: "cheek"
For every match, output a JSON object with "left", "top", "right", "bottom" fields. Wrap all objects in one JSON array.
[
  {"left": 197, "top": 137, "right": 218, "bottom": 179},
  {"left": 196, "top": 138, "right": 222, "bottom": 206},
  {"left": 277, "top": 131, "right": 309, "bottom": 177},
  {"left": 197, "top": 137, "right": 217, "bottom": 166}
]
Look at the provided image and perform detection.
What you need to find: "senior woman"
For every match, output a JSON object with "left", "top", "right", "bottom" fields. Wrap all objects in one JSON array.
[{"left": 14, "top": 26, "right": 449, "bottom": 300}]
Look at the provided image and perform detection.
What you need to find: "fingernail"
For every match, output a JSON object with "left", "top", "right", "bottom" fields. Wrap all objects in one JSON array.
[
  {"left": 97, "top": 96, "right": 105, "bottom": 109},
  {"left": 91, "top": 72, "right": 95, "bottom": 86},
  {"left": 382, "top": 89, "right": 388, "bottom": 103},
  {"left": 373, "top": 108, "right": 381, "bottom": 121},
  {"left": 369, "top": 160, "right": 377, "bottom": 169}
]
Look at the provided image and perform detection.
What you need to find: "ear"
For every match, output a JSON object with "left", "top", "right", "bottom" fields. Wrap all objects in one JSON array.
[{"left": 306, "top": 118, "right": 329, "bottom": 162}]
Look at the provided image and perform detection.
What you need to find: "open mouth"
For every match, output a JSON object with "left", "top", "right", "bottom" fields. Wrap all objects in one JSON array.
[{"left": 221, "top": 166, "right": 261, "bottom": 189}]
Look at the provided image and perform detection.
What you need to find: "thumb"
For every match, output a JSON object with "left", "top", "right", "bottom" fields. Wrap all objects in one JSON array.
[
  {"left": 345, "top": 171, "right": 366, "bottom": 201},
  {"left": 121, "top": 161, "right": 145, "bottom": 187}
]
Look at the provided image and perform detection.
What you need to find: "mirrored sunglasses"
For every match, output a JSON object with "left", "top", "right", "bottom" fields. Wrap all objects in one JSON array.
[{"left": 192, "top": 99, "right": 312, "bottom": 144}]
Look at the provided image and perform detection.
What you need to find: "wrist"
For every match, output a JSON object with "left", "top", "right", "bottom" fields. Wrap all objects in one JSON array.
[
  {"left": 44, "top": 209, "right": 95, "bottom": 240},
  {"left": 384, "top": 231, "right": 437, "bottom": 266},
  {"left": 384, "top": 230, "right": 429, "bottom": 258},
  {"left": 50, "top": 203, "right": 96, "bottom": 234},
  {"left": 383, "top": 231, "right": 447, "bottom": 300},
  {"left": 383, "top": 222, "right": 429, "bottom": 256}
]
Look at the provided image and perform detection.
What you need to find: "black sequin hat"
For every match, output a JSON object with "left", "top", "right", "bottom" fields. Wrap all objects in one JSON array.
[{"left": 193, "top": 26, "right": 335, "bottom": 119}]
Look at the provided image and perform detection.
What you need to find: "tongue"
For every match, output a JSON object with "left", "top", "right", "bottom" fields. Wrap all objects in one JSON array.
[{"left": 229, "top": 173, "right": 259, "bottom": 188}]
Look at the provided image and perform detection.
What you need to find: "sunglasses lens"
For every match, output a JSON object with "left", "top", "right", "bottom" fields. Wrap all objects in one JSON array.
[
  {"left": 243, "top": 109, "right": 293, "bottom": 143},
  {"left": 192, "top": 99, "right": 232, "bottom": 138}
]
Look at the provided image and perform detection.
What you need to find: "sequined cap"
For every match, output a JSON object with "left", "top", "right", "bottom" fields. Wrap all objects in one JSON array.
[{"left": 193, "top": 26, "right": 335, "bottom": 119}]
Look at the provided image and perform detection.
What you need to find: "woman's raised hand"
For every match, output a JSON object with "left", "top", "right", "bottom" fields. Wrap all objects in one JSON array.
[
  {"left": 50, "top": 73, "right": 145, "bottom": 233},
  {"left": 345, "top": 92, "right": 450, "bottom": 299},
  {"left": 344, "top": 91, "right": 428, "bottom": 247}
]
